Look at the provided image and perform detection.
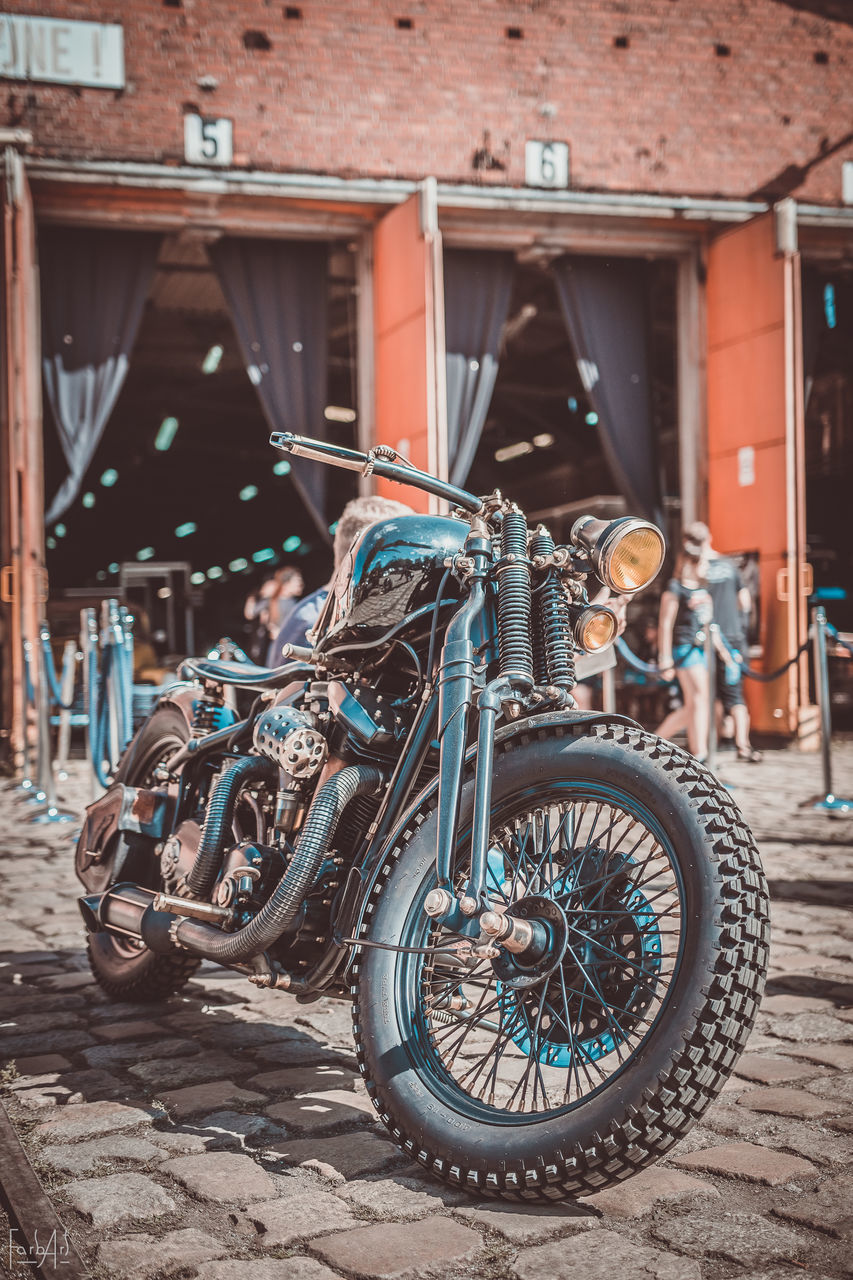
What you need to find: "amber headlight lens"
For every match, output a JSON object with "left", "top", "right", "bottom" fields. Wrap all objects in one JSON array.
[
  {"left": 605, "top": 526, "right": 665, "bottom": 593},
  {"left": 573, "top": 607, "right": 618, "bottom": 652},
  {"left": 571, "top": 516, "right": 665, "bottom": 594}
]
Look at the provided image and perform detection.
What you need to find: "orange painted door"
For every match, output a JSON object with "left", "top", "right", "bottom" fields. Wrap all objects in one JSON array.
[
  {"left": 1, "top": 146, "right": 44, "bottom": 767},
  {"left": 372, "top": 180, "right": 447, "bottom": 512},
  {"left": 706, "top": 206, "right": 808, "bottom": 735}
]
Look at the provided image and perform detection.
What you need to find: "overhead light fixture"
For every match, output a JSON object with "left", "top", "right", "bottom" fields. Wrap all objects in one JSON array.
[
  {"left": 190, "top": 571, "right": 206, "bottom": 585},
  {"left": 567, "top": 397, "right": 578, "bottom": 412},
  {"left": 108, "top": 562, "right": 119, "bottom": 573},
  {"left": 96, "top": 570, "right": 106, "bottom": 581},
  {"left": 273, "top": 459, "right": 291, "bottom": 476},
  {"left": 324, "top": 405, "right": 357, "bottom": 423},
  {"left": 100, "top": 468, "right": 119, "bottom": 487},
  {"left": 155, "top": 416, "right": 180, "bottom": 452},
  {"left": 202, "top": 344, "right": 224, "bottom": 374},
  {"left": 252, "top": 547, "right": 276, "bottom": 563},
  {"left": 494, "top": 441, "right": 534, "bottom": 463},
  {"left": 532, "top": 433, "right": 554, "bottom": 448},
  {"left": 82, "top": 491, "right": 96, "bottom": 508},
  {"left": 46, "top": 536, "right": 56, "bottom": 549},
  {"left": 282, "top": 535, "right": 301, "bottom": 553},
  {"left": 585, "top": 411, "right": 599, "bottom": 426},
  {"left": 54, "top": 523, "right": 67, "bottom": 538},
  {"left": 239, "top": 484, "right": 259, "bottom": 501},
  {"left": 229, "top": 557, "right": 249, "bottom": 572},
  {"left": 157, "top": 587, "right": 172, "bottom": 599},
  {"left": 175, "top": 521, "right": 197, "bottom": 538},
  {"left": 207, "top": 566, "right": 224, "bottom": 580},
  {"left": 137, "top": 546, "right": 155, "bottom": 561}
]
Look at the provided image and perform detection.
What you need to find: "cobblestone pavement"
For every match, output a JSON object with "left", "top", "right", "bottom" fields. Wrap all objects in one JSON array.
[{"left": 1, "top": 740, "right": 852, "bottom": 1280}]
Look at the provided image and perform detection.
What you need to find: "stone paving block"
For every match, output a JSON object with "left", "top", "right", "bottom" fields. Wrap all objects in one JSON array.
[
  {"left": 149, "top": 1128, "right": 210, "bottom": 1155},
  {"left": 737, "top": 1085, "right": 849, "bottom": 1118},
  {"left": 194, "top": 1109, "right": 288, "bottom": 1148},
  {"left": 773, "top": 1171, "right": 853, "bottom": 1238},
  {"left": 334, "top": 1175, "right": 465, "bottom": 1220},
  {"left": 7, "top": 1053, "right": 71, "bottom": 1074},
  {"left": 672, "top": 1140, "right": 817, "bottom": 1185},
  {"left": 35, "top": 1099, "right": 158, "bottom": 1142},
  {"left": 2, "top": 1009, "right": 83, "bottom": 1034},
  {"left": 63, "top": 1170, "right": 176, "bottom": 1227},
  {"left": 781, "top": 1043, "right": 853, "bottom": 1070},
  {"left": 162, "top": 1151, "right": 279, "bottom": 1204},
  {"left": 56, "top": 1067, "right": 127, "bottom": 1102},
  {"left": 276, "top": 1131, "right": 410, "bottom": 1181},
  {"left": 41, "top": 1133, "right": 167, "bottom": 1174},
  {"left": 732, "top": 1053, "right": 825, "bottom": 1085},
  {"left": 91, "top": 1018, "right": 164, "bottom": 1041},
  {"left": 651, "top": 1210, "right": 808, "bottom": 1267},
  {"left": 250, "top": 1188, "right": 358, "bottom": 1246},
  {"left": 82, "top": 1036, "right": 200, "bottom": 1069},
  {"left": 266, "top": 1090, "right": 376, "bottom": 1133},
  {"left": 512, "top": 1227, "right": 700, "bottom": 1280},
  {"left": 96, "top": 1227, "right": 226, "bottom": 1278},
  {"left": 195, "top": 1260, "right": 341, "bottom": 1280},
  {"left": 579, "top": 1166, "right": 720, "bottom": 1218},
  {"left": 758, "top": 1011, "right": 853, "bottom": 1043},
  {"left": 249, "top": 1064, "right": 360, "bottom": 1095},
  {"left": 2, "top": 1027, "right": 95, "bottom": 1058},
  {"left": 196, "top": 1021, "right": 312, "bottom": 1050},
  {"left": 35, "top": 971, "right": 95, "bottom": 991},
  {"left": 128, "top": 1051, "right": 246, "bottom": 1089},
  {"left": 157, "top": 1079, "right": 267, "bottom": 1120},
  {"left": 250, "top": 1040, "right": 356, "bottom": 1068},
  {"left": 309, "top": 1214, "right": 482, "bottom": 1279},
  {"left": 804, "top": 1073, "right": 853, "bottom": 1103},
  {"left": 453, "top": 1200, "right": 597, "bottom": 1243}
]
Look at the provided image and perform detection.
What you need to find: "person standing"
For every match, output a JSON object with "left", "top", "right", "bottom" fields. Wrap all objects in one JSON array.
[
  {"left": 685, "top": 521, "right": 762, "bottom": 763},
  {"left": 657, "top": 534, "right": 713, "bottom": 761}
]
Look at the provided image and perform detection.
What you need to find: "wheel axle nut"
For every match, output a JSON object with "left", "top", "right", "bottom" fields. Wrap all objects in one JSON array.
[
  {"left": 458, "top": 895, "right": 478, "bottom": 916},
  {"left": 424, "top": 888, "right": 454, "bottom": 918},
  {"left": 480, "top": 910, "right": 537, "bottom": 955}
]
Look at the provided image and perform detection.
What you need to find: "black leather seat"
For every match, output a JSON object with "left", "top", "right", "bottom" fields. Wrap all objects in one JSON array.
[{"left": 181, "top": 657, "right": 313, "bottom": 689}]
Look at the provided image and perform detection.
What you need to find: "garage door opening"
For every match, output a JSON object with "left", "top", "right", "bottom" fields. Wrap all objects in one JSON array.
[{"left": 42, "top": 230, "right": 359, "bottom": 655}]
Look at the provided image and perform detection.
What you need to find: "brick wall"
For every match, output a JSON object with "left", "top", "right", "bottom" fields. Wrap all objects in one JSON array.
[{"left": 2, "top": 0, "right": 852, "bottom": 205}]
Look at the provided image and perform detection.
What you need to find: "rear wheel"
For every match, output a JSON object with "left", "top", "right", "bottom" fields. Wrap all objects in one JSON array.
[
  {"left": 353, "top": 724, "right": 768, "bottom": 1199},
  {"left": 86, "top": 706, "right": 202, "bottom": 1002}
]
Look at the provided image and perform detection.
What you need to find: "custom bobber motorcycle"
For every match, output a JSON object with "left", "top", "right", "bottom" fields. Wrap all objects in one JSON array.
[{"left": 76, "top": 433, "right": 768, "bottom": 1200}]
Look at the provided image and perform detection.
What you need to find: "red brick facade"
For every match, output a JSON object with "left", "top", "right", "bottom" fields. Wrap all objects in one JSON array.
[{"left": 3, "top": 0, "right": 852, "bottom": 205}]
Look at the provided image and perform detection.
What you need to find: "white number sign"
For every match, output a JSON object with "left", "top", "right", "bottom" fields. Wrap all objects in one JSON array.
[
  {"left": 184, "top": 114, "right": 233, "bottom": 167},
  {"left": 525, "top": 140, "right": 570, "bottom": 190}
]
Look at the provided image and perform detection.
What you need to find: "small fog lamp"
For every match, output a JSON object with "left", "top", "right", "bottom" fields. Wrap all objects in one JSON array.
[
  {"left": 571, "top": 516, "right": 664, "bottom": 594},
  {"left": 573, "top": 606, "right": 618, "bottom": 653}
]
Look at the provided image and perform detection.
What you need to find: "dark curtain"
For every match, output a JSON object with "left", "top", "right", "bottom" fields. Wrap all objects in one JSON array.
[
  {"left": 801, "top": 264, "right": 826, "bottom": 410},
  {"left": 40, "top": 227, "right": 161, "bottom": 525},
  {"left": 444, "top": 249, "right": 514, "bottom": 487},
  {"left": 210, "top": 238, "right": 331, "bottom": 543},
  {"left": 552, "top": 255, "right": 662, "bottom": 527}
]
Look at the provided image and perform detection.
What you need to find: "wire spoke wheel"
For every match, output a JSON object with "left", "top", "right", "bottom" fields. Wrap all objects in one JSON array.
[
  {"left": 416, "top": 790, "right": 683, "bottom": 1118},
  {"left": 353, "top": 725, "right": 768, "bottom": 1200}
]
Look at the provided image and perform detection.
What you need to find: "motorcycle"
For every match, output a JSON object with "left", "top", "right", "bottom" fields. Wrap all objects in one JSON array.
[{"left": 75, "top": 432, "right": 769, "bottom": 1200}]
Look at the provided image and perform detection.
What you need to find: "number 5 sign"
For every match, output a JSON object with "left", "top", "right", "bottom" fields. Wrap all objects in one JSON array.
[
  {"left": 525, "top": 140, "right": 570, "bottom": 190},
  {"left": 184, "top": 113, "right": 233, "bottom": 166}
]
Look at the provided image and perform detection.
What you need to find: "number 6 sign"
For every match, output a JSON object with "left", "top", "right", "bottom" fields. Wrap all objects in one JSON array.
[
  {"left": 184, "top": 114, "right": 233, "bottom": 166},
  {"left": 525, "top": 140, "right": 570, "bottom": 189}
]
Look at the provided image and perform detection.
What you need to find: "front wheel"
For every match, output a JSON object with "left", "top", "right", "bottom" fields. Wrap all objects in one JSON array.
[{"left": 352, "top": 723, "right": 768, "bottom": 1200}]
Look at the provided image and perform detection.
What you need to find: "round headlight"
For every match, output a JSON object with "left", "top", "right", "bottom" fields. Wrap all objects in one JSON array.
[
  {"left": 573, "top": 607, "right": 617, "bottom": 652},
  {"left": 571, "top": 516, "right": 665, "bottom": 594}
]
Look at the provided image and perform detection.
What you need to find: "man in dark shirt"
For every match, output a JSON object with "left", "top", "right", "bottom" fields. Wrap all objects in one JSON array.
[{"left": 684, "top": 522, "right": 762, "bottom": 763}]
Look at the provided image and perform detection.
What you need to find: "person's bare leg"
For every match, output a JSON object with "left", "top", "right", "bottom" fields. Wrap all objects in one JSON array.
[
  {"left": 656, "top": 705, "right": 687, "bottom": 740},
  {"left": 679, "top": 666, "right": 709, "bottom": 759}
]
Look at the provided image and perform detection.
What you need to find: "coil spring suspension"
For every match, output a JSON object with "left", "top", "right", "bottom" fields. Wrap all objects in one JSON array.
[
  {"left": 191, "top": 697, "right": 234, "bottom": 735},
  {"left": 496, "top": 509, "right": 534, "bottom": 686},
  {"left": 529, "top": 526, "right": 575, "bottom": 692}
]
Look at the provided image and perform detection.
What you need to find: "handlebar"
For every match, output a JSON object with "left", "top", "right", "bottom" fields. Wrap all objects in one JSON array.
[{"left": 270, "top": 432, "right": 484, "bottom": 515}]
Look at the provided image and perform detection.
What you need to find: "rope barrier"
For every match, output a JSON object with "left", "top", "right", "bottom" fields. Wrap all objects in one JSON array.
[{"left": 39, "top": 624, "right": 76, "bottom": 710}]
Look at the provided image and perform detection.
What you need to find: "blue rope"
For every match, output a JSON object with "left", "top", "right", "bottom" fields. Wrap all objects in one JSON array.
[
  {"left": 22, "top": 646, "right": 36, "bottom": 707},
  {"left": 87, "top": 642, "right": 111, "bottom": 789},
  {"left": 39, "top": 631, "right": 76, "bottom": 710}
]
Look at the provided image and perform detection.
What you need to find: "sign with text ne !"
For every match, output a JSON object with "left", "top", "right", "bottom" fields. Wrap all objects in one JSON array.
[{"left": 0, "top": 14, "right": 124, "bottom": 89}]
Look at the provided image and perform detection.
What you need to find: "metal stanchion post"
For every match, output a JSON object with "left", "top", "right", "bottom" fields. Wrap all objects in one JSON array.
[
  {"left": 30, "top": 627, "right": 74, "bottom": 824},
  {"left": 119, "top": 606, "right": 135, "bottom": 747},
  {"left": 101, "top": 599, "right": 122, "bottom": 770},
  {"left": 18, "top": 640, "right": 37, "bottom": 797},
  {"left": 812, "top": 605, "right": 852, "bottom": 815},
  {"left": 81, "top": 607, "right": 100, "bottom": 800},
  {"left": 54, "top": 639, "right": 78, "bottom": 781},
  {"left": 705, "top": 624, "right": 718, "bottom": 773}
]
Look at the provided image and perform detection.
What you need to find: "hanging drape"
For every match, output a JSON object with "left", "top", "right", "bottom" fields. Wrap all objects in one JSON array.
[
  {"left": 443, "top": 249, "right": 514, "bottom": 487},
  {"left": 40, "top": 227, "right": 161, "bottom": 525},
  {"left": 801, "top": 264, "right": 826, "bottom": 410},
  {"left": 210, "top": 237, "right": 331, "bottom": 543},
  {"left": 552, "top": 255, "right": 662, "bottom": 527}
]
